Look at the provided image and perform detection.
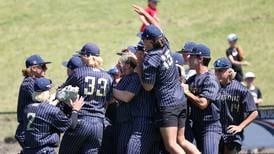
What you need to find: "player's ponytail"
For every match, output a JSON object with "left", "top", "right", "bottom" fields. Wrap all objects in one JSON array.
[
  {"left": 86, "top": 56, "right": 103, "bottom": 68},
  {"left": 22, "top": 68, "right": 32, "bottom": 77}
]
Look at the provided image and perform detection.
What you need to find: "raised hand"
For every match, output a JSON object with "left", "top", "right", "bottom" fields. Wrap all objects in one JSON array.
[
  {"left": 227, "top": 125, "right": 243, "bottom": 135},
  {"left": 70, "top": 96, "right": 84, "bottom": 112},
  {"left": 132, "top": 4, "right": 146, "bottom": 15}
]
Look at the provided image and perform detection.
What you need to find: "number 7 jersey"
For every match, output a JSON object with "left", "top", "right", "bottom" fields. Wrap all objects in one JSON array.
[{"left": 63, "top": 66, "right": 113, "bottom": 118}]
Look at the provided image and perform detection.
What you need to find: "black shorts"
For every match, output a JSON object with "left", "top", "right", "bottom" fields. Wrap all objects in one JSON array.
[{"left": 156, "top": 104, "right": 187, "bottom": 128}]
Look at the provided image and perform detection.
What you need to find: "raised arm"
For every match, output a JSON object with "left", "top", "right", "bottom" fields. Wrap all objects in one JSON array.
[{"left": 133, "top": 4, "right": 162, "bottom": 32}]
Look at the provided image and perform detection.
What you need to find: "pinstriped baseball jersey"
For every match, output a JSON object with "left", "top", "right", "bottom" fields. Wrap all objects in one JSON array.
[
  {"left": 116, "top": 72, "right": 141, "bottom": 123},
  {"left": 219, "top": 80, "right": 256, "bottom": 143},
  {"left": 16, "top": 77, "right": 36, "bottom": 147},
  {"left": 63, "top": 66, "right": 113, "bottom": 118},
  {"left": 187, "top": 71, "right": 220, "bottom": 122},
  {"left": 130, "top": 88, "right": 157, "bottom": 118},
  {"left": 24, "top": 102, "right": 71, "bottom": 149},
  {"left": 17, "top": 77, "right": 36, "bottom": 123},
  {"left": 142, "top": 45, "right": 186, "bottom": 107}
]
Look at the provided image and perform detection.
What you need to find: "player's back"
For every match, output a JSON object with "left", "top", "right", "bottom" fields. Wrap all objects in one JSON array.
[
  {"left": 24, "top": 102, "right": 71, "bottom": 149},
  {"left": 144, "top": 45, "right": 185, "bottom": 107},
  {"left": 64, "top": 66, "right": 113, "bottom": 118}
]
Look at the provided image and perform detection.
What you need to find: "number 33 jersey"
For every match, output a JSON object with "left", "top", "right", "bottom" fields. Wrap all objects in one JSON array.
[
  {"left": 142, "top": 45, "right": 186, "bottom": 107},
  {"left": 63, "top": 66, "right": 113, "bottom": 118}
]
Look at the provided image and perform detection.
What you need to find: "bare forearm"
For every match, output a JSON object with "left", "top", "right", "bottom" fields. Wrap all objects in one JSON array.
[
  {"left": 113, "top": 89, "right": 134, "bottom": 103},
  {"left": 239, "top": 111, "right": 258, "bottom": 129},
  {"left": 139, "top": 15, "right": 150, "bottom": 26},
  {"left": 141, "top": 12, "right": 161, "bottom": 31},
  {"left": 185, "top": 91, "right": 209, "bottom": 110}
]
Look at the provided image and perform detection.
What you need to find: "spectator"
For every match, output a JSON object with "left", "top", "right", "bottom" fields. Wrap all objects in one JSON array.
[
  {"left": 244, "top": 72, "right": 263, "bottom": 108},
  {"left": 226, "top": 33, "right": 250, "bottom": 82},
  {"left": 139, "top": 0, "right": 160, "bottom": 32}
]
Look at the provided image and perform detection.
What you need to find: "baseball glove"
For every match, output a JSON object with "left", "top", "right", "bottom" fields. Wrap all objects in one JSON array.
[{"left": 56, "top": 85, "right": 79, "bottom": 104}]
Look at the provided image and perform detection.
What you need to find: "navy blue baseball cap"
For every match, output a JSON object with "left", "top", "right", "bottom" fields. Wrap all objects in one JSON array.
[
  {"left": 172, "top": 53, "right": 185, "bottom": 66},
  {"left": 178, "top": 42, "right": 196, "bottom": 54},
  {"left": 141, "top": 24, "right": 163, "bottom": 40},
  {"left": 213, "top": 57, "right": 232, "bottom": 69},
  {"left": 107, "top": 67, "right": 119, "bottom": 75},
  {"left": 62, "top": 56, "right": 84, "bottom": 70},
  {"left": 34, "top": 77, "right": 53, "bottom": 92},
  {"left": 78, "top": 43, "right": 100, "bottom": 56},
  {"left": 127, "top": 46, "right": 137, "bottom": 54},
  {"left": 25, "top": 54, "right": 51, "bottom": 68},
  {"left": 189, "top": 44, "right": 211, "bottom": 58},
  {"left": 116, "top": 46, "right": 137, "bottom": 56}
]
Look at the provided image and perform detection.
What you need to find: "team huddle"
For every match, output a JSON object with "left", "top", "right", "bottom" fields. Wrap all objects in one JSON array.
[{"left": 14, "top": 1, "right": 259, "bottom": 154}]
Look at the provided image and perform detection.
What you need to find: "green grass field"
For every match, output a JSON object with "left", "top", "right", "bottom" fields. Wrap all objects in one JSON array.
[{"left": 0, "top": 0, "right": 273, "bottom": 114}]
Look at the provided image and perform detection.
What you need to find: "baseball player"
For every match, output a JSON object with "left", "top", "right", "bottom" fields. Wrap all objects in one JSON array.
[
  {"left": 112, "top": 54, "right": 141, "bottom": 154},
  {"left": 139, "top": 25, "right": 199, "bottom": 154},
  {"left": 23, "top": 77, "right": 84, "bottom": 154},
  {"left": 121, "top": 43, "right": 160, "bottom": 154},
  {"left": 62, "top": 55, "right": 84, "bottom": 76},
  {"left": 226, "top": 33, "right": 250, "bottom": 82},
  {"left": 177, "top": 42, "right": 199, "bottom": 144},
  {"left": 59, "top": 43, "right": 113, "bottom": 154},
  {"left": 213, "top": 57, "right": 258, "bottom": 154},
  {"left": 181, "top": 44, "right": 221, "bottom": 154},
  {"left": 15, "top": 55, "right": 51, "bottom": 149},
  {"left": 56, "top": 55, "right": 85, "bottom": 121}
]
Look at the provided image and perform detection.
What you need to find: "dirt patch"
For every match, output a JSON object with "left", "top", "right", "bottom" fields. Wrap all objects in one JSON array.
[{"left": 0, "top": 140, "right": 21, "bottom": 154}]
